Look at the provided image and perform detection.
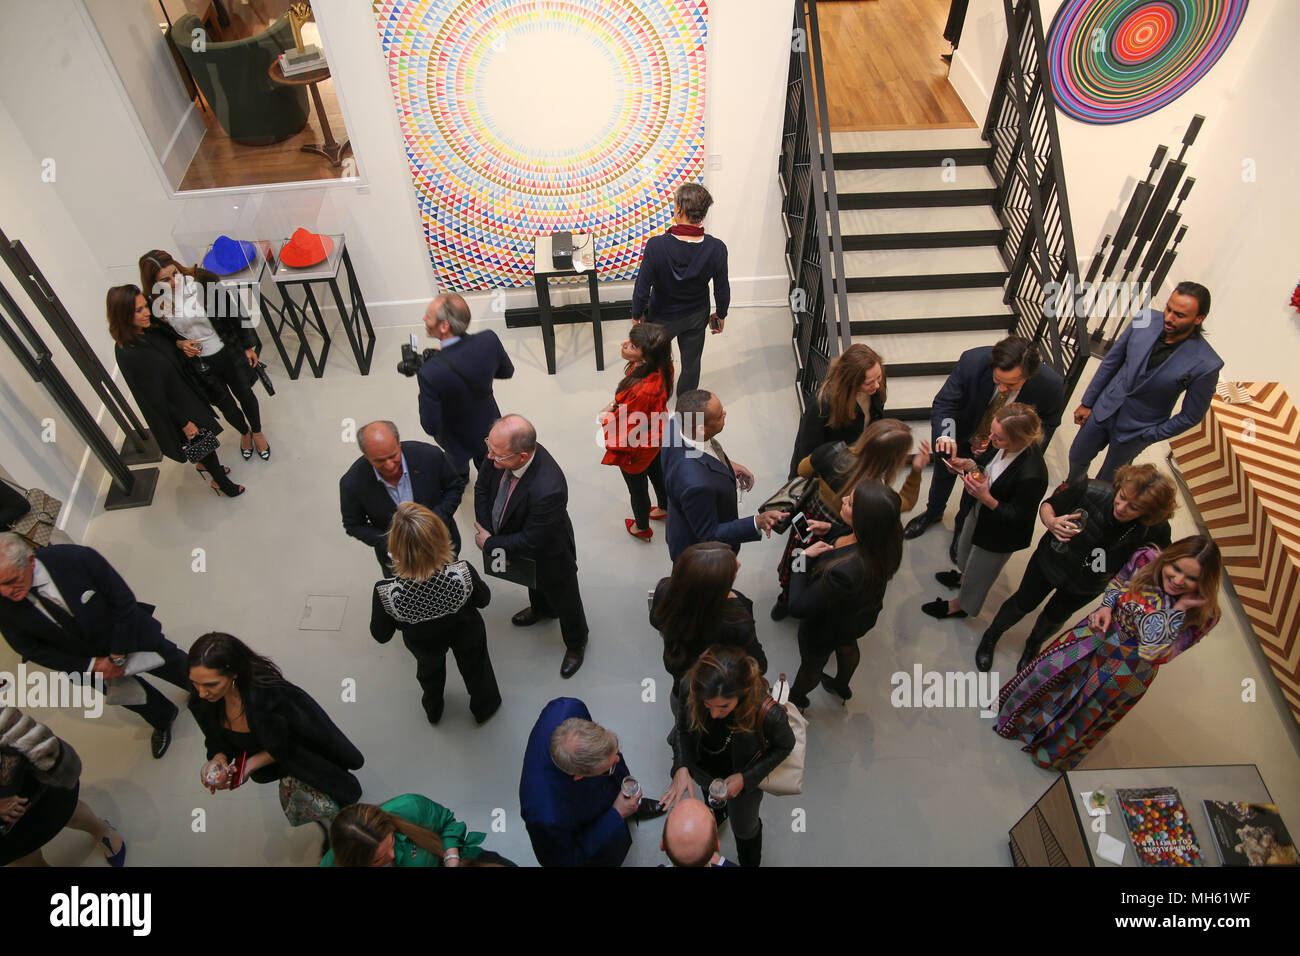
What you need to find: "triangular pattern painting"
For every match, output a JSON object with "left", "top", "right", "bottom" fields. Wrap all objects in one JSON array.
[{"left": 372, "top": 0, "right": 709, "bottom": 291}]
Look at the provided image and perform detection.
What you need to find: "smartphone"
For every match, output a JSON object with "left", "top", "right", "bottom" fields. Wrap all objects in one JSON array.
[
  {"left": 708, "top": 314, "right": 721, "bottom": 332},
  {"left": 790, "top": 512, "right": 810, "bottom": 542}
]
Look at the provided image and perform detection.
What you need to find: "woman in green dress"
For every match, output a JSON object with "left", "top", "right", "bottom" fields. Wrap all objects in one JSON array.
[{"left": 321, "top": 793, "right": 515, "bottom": 867}]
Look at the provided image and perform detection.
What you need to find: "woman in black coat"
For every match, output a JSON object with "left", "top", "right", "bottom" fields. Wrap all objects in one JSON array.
[
  {"left": 140, "top": 250, "right": 270, "bottom": 462},
  {"left": 188, "top": 632, "right": 363, "bottom": 850},
  {"left": 370, "top": 502, "right": 501, "bottom": 725},
  {"left": 650, "top": 540, "right": 766, "bottom": 714},
  {"left": 107, "top": 285, "right": 244, "bottom": 497},
  {"left": 787, "top": 344, "right": 886, "bottom": 478},
  {"left": 660, "top": 647, "right": 794, "bottom": 867},
  {"left": 787, "top": 480, "right": 903, "bottom": 708},
  {"left": 923, "top": 403, "right": 1049, "bottom": 621}
]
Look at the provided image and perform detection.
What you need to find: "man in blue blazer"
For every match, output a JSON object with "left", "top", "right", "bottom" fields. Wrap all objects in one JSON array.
[
  {"left": 0, "top": 535, "right": 190, "bottom": 758},
  {"left": 339, "top": 421, "right": 468, "bottom": 570},
  {"left": 417, "top": 294, "right": 515, "bottom": 475},
  {"left": 904, "top": 337, "right": 1064, "bottom": 558},
  {"left": 1068, "top": 282, "right": 1222, "bottom": 482},
  {"left": 519, "top": 697, "right": 652, "bottom": 867},
  {"left": 660, "top": 390, "right": 786, "bottom": 562}
]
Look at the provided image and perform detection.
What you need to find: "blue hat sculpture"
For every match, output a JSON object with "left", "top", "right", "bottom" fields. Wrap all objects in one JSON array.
[{"left": 202, "top": 236, "right": 259, "bottom": 275}]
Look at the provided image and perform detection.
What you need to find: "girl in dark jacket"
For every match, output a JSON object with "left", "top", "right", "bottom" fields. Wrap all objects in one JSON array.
[
  {"left": 107, "top": 285, "right": 244, "bottom": 497},
  {"left": 787, "top": 480, "right": 904, "bottom": 708},
  {"left": 188, "top": 632, "right": 364, "bottom": 851},
  {"left": 139, "top": 249, "right": 270, "bottom": 462},
  {"left": 661, "top": 647, "right": 794, "bottom": 867}
]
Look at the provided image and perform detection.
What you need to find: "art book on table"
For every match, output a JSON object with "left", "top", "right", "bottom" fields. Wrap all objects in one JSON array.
[
  {"left": 1116, "top": 787, "right": 1202, "bottom": 867},
  {"left": 1203, "top": 801, "right": 1300, "bottom": 867}
]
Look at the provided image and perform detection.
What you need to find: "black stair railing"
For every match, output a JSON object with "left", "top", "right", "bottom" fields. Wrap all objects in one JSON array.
[
  {"left": 983, "top": 0, "right": 1087, "bottom": 400},
  {"left": 778, "top": 0, "right": 848, "bottom": 411}
]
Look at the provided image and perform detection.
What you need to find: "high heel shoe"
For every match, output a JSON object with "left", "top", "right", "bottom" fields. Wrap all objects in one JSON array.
[
  {"left": 253, "top": 433, "right": 271, "bottom": 461},
  {"left": 625, "top": 518, "right": 653, "bottom": 541},
  {"left": 100, "top": 821, "right": 126, "bottom": 867},
  {"left": 209, "top": 479, "right": 245, "bottom": 498},
  {"left": 240, "top": 433, "right": 253, "bottom": 461}
]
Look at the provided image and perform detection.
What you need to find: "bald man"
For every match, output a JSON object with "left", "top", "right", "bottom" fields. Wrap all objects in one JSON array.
[
  {"left": 417, "top": 294, "right": 515, "bottom": 476},
  {"left": 661, "top": 797, "right": 736, "bottom": 867},
  {"left": 340, "top": 420, "right": 467, "bottom": 570},
  {"left": 474, "top": 415, "right": 589, "bottom": 678}
]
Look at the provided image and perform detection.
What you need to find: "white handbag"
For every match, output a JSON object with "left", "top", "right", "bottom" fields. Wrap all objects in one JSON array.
[{"left": 757, "top": 674, "right": 807, "bottom": 795}]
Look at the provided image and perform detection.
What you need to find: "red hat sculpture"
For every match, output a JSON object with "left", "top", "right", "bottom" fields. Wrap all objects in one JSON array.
[{"left": 279, "top": 228, "right": 334, "bottom": 268}]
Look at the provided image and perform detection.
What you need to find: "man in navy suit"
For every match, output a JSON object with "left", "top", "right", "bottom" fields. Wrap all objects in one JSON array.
[
  {"left": 661, "top": 797, "right": 738, "bottom": 867},
  {"left": 519, "top": 697, "right": 659, "bottom": 866},
  {"left": 660, "top": 390, "right": 787, "bottom": 562},
  {"left": 904, "top": 337, "right": 1065, "bottom": 558},
  {"left": 0, "top": 534, "right": 189, "bottom": 758},
  {"left": 473, "top": 415, "right": 589, "bottom": 678},
  {"left": 1068, "top": 282, "right": 1223, "bottom": 482},
  {"left": 417, "top": 294, "right": 515, "bottom": 475},
  {"left": 340, "top": 420, "right": 468, "bottom": 571}
]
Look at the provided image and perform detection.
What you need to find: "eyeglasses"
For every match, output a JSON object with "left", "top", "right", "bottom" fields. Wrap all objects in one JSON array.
[{"left": 484, "top": 439, "right": 519, "bottom": 463}]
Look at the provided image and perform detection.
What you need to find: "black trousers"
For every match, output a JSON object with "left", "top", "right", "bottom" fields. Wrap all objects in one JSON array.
[
  {"left": 120, "top": 637, "right": 191, "bottom": 731},
  {"left": 650, "top": 309, "right": 709, "bottom": 395},
  {"left": 401, "top": 613, "right": 501, "bottom": 722},
  {"left": 620, "top": 453, "right": 666, "bottom": 529},
  {"left": 207, "top": 345, "right": 262, "bottom": 435},
  {"left": 528, "top": 569, "right": 589, "bottom": 651},
  {"left": 985, "top": 551, "right": 1099, "bottom": 650}
]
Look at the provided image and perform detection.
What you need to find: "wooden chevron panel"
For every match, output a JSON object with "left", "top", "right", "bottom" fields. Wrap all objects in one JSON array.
[{"left": 1170, "top": 382, "right": 1300, "bottom": 728}]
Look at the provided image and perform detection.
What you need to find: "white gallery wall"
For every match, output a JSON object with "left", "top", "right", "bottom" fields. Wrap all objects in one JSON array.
[
  {"left": 0, "top": 0, "right": 791, "bottom": 535},
  {"left": 951, "top": 0, "right": 1298, "bottom": 402}
]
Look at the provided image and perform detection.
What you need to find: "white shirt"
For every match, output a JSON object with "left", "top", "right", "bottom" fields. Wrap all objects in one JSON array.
[
  {"left": 161, "top": 275, "right": 223, "bottom": 356},
  {"left": 983, "top": 446, "right": 1023, "bottom": 486},
  {"left": 27, "top": 558, "right": 70, "bottom": 618},
  {"left": 510, "top": 452, "right": 537, "bottom": 480}
]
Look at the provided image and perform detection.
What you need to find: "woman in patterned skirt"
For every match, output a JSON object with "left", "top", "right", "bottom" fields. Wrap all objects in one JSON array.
[
  {"left": 995, "top": 535, "right": 1222, "bottom": 771},
  {"left": 370, "top": 501, "right": 501, "bottom": 725}
]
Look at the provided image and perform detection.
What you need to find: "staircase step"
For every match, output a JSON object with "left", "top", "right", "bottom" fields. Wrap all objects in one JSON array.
[
  {"left": 844, "top": 287, "right": 1013, "bottom": 322},
  {"left": 842, "top": 272, "right": 1006, "bottom": 293},
  {"left": 841, "top": 230, "right": 1005, "bottom": 250},
  {"left": 834, "top": 206, "right": 1003, "bottom": 235},
  {"left": 834, "top": 147, "right": 992, "bottom": 170},
  {"left": 879, "top": 374, "right": 950, "bottom": 413},
  {"left": 889, "top": 360, "right": 958, "bottom": 377},
  {"left": 850, "top": 314, "right": 1013, "bottom": 335},
  {"left": 838, "top": 189, "right": 997, "bottom": 209},
  {"left": 831, "top": 128, "right": 989, "bottom": 153},
  {"left": 840, "top": 247, "right": 1006, "bottom": 277},
  {"left": 849, "top": 328, "right": 993, "bottom": 365},
  {"left": 835, "top": 165, "right": 997, "bottom": 194}
]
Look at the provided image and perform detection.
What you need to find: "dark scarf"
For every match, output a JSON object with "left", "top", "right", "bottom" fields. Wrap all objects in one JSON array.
[{"left": 668, "top": 224, "right": 705, "bottom": 238}]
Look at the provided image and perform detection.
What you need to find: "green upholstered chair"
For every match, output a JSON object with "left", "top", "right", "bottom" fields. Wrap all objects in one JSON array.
[{"left": 171, "top": 12, "right": 309, "bottom": 146}]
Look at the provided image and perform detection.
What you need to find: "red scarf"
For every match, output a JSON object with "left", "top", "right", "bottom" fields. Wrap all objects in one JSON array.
[{"left": 668, "top": 224, "right": 705, "bottom": 238}]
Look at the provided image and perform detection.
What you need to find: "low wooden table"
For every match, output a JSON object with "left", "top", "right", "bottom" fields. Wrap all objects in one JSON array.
[{"left": 267, "top": 60, "right": 350, "bottom": 166}]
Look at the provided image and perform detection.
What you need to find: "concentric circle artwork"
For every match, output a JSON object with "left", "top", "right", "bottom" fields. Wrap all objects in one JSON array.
[
  {"left": 1046, "top": 0, "right": 1248, "bottom": 125},
  {"left": 374, "top": 0, "right": 708, "bottom": 291}
]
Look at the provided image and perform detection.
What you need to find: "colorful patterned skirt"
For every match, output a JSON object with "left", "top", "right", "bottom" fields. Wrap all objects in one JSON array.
[
  {"left": 278, "top": 776, "right": 342, "bottom": 828},
  {"left": 994, "top": 619, "right": 1158, "bottom": 771}
]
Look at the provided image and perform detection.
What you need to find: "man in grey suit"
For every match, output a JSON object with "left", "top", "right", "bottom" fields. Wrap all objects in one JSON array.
[{"left": 1068, "top": 281, "right": 1223, "bottom": 482}]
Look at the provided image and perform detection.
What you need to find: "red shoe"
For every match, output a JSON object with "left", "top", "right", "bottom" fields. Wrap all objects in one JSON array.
[
  {"left": 625, "top": 518, "right": 653, "bottom": 541},
  {"left": 648, "top": 507, "right": 667, "bottom": 521}
]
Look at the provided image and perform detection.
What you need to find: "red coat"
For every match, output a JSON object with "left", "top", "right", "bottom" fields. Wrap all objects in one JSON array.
[{"left": 600, "top": 371, "right": 668, "bottom": 474}]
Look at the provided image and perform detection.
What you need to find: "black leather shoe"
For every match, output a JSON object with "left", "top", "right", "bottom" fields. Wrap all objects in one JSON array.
[
  {"left": 633, "top": 797, "right": 667, "bottom": 821},
  {"left": 975, "top": 634, "right": 997, "bottom": 672},
  {"left": 949, "top": 536, "right": 959, "bottom": 565},
  {"left": 922, "top": 597, "right": 967, "bottom": 619},
  {"left": 934, "top": 569, "right": 963, "bottom": 589},
  {"left": 903, "top": 512, "right": 940, "bottom": 539},
  {"left": 474, "top": 699, "right": 502, "bottom": 725},
  {"left": 150, "top": 713, "right": 175, "bottom": 759},
  {"left": 770, "top": 599, "right": 789, "bottom": 622},
  {"left": 820, "top": 672, "right": 851, "bottom": 702},
  {"left": 426, "top": 702, "right": 445, "bottom": 725},
  {"left": 1016, "top": 647, "right": 1039, "bottom": 673},
  {"left": 512, "top": 607, "right": 554, "bottom": 627},
  {"left": 560, "top": 646, "right": 585, "bottom": 679}
]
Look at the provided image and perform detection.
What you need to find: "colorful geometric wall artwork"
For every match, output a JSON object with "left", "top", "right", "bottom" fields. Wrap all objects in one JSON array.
[
  {"left": 1046, "top": 0, "right": 1248, "bottom": 125},
  {"left": 372, "top": 0, "right": 708, "bottom": 291}
]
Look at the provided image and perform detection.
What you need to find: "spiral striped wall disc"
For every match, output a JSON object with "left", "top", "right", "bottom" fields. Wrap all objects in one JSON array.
[{"left": 1046, "top": 0, "right": 1249, "bottom": 124}]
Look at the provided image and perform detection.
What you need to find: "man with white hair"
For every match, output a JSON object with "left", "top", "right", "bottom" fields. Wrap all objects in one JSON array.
[{"left": 0, "top": 534, "right": 190, "bottom": 758}]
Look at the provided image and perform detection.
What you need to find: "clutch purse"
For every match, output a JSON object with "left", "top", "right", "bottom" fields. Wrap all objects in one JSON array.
[
  {"left": 252, "top": 361, "right": 275, "bottom": 396},
  {"left": 180, "top": 428, "right": 219, "bottom": 463}
]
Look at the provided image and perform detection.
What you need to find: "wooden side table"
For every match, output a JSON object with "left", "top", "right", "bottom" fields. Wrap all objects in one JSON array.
[{"left": 267, "top": 60, "right": 350, "bottom": 166}]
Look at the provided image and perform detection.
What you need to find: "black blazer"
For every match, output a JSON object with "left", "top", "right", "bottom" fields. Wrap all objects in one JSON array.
[
  {"left": 929, "top": 346, "right": 1066, "bottom": 449},
  {"left": 188, "top": 680, "right": 364, "bottom": 808},
  {"left": 116, "top": 325, "right": 222, "bottom": 462},
  {"left": 649, "top": 580, "right": 766, "bottom": 682},
  {"left": 0, "top": 545, "right": 166, "bottom": 673},
  {"left": 473, "top": 444, "right": 578, "bottom": 585},
  {"left": 370, "top": 560, "right": 491, "bottom": 645},
  {"left": 340, "top": 440, "right": 467, "bottom": 555},
  {"left": 660, "top": 418, "right": 761, "bottom": 561},
  {"left": 417, "top": 331, "right": 515, "bottom": 468},
  {"left": 964, "top": 444, "right": 1049, "bottom": 553},
  {"left": 671, "top": 698, "right": 795, "bottom": 793},
  {"left": 787, "top": 391, "right": 883, "bottom": 478},
  {"left": 788, "top": 544, "right": 889, "bottom": 653}
]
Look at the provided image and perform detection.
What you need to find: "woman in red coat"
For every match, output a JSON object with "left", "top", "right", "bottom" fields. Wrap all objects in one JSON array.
[{"left": 600, "top": 323, "right": 675, "bottom": 541}]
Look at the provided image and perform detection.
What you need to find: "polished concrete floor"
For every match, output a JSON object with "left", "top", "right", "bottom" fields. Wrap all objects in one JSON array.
[{"left": 11, "top": 306, "right": 1300, "bottom": 866}]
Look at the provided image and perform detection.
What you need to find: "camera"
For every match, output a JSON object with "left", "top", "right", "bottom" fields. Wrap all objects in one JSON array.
[{"left": 397, "top": 333, "right": 436, "bottom": 376}]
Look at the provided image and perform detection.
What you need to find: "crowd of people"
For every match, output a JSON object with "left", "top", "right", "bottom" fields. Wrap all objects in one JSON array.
[{"left": 0, "top": 184, "right": 1230, "bottom": 867}]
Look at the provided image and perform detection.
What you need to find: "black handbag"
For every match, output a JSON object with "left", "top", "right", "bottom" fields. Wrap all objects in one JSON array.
[
  {"left": 481, "top": 551, "right": 538, "bottom": 589},
  {"left": 180, "top": 428, "right": 219, "bottom": 463}
]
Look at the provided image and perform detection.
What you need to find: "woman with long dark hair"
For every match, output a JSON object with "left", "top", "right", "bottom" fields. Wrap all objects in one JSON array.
[
  {"left": 139, "top": 249, "right": 270, "bottom": 462},
  {"left": 787, "top": 343, "right": 888, "bottom": 477},
  {"left": 650, "top": 541, "right": 766, "bottom": 713},
  {"left": 660, "top": 646, "right": 793, "bottom": 867},
  {"left": 321, "top": 795, "right": 514, "bottom": 866},
  {"left": 107, "top": 285, "right": 244, "bottom": 497},
  {"left": 787, "top": 480, "right": 904, "bottom": 708},
  {"left": 600, "top": 322, "right": 675, "bottom": 541},
  {"left": 187, "top": 633, "right": 364, "bottom": 851},
  {"left": 997, "top": 535, "right": 1222, "bottom": 770}
]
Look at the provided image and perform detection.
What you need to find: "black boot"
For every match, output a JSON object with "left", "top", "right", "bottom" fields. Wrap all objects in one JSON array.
[
  {"left": 736, "top": 822, "right": 763, "bottom": 868},
  {"left": 1016, "top": 615, "right": 1061, "bottom": 672},
  {"left": 975, "top": 632, "right": 999, "bottom": 672},
  {"left": 978, "top": 598, "right": 1026, "bottom": 672}
]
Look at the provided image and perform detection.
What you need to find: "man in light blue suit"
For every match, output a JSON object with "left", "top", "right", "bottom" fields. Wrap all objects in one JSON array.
[{"left": 1068, "top": 281, "right": 1222, "bottom": 483}]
